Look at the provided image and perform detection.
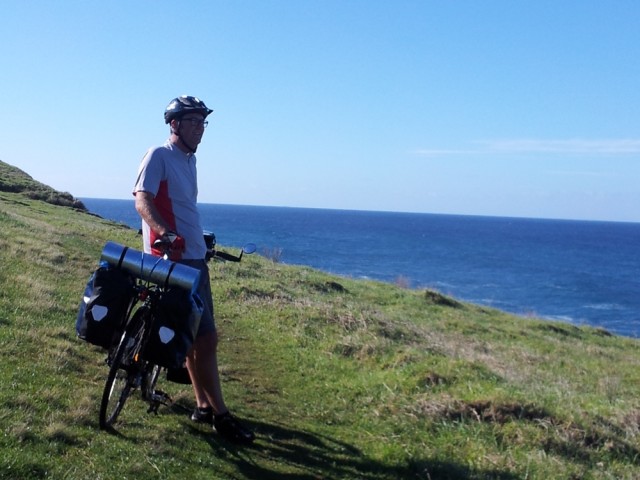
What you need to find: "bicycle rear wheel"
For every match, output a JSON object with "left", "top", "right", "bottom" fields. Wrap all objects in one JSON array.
[{"left": 99, "top": 307, "right": 149, "bottom": 429}]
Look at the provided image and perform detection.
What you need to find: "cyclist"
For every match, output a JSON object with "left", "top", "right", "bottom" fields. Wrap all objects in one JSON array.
[{"left": 132, "top": 95, "right": 254, "bottom": 444}]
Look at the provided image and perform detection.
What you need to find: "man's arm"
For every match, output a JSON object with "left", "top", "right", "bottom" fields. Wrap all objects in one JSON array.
[{"left": 134, "top": 191, "right": 171, "bottom": 236}]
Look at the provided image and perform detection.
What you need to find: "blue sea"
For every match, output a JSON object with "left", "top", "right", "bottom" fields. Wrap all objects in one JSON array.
[{"left": 81, "top": 198, "right": 640, "bottom": 339}]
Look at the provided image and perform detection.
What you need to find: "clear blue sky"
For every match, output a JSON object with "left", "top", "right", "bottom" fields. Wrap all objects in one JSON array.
[{"left": 2, "top": 1, "right": 639, "bottom": 222}]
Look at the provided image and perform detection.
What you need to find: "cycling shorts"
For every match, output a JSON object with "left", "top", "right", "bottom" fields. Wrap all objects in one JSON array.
[{"left": 178, "top": 259, "right": 215, "bottom": 336}]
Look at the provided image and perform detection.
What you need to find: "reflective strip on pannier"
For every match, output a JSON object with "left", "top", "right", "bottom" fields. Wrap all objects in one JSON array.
[
  {"left": 143, "top": 287, "right": 203, "bottom": 369},
  {"left": 76, "top": 265, "right": 135, "bottom": 349}
]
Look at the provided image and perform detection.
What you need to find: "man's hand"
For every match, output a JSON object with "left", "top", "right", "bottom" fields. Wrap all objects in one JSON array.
[{"left": 154, "top": 231, "right": 186, "bottom": 260}]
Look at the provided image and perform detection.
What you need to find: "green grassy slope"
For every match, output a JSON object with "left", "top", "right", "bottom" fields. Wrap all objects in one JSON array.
[
  {"left": 0, "top": 162, "right": 638, "bottom": 479},
  {"left": 0, "top": 160, "right": 86, "bottom": 209}
]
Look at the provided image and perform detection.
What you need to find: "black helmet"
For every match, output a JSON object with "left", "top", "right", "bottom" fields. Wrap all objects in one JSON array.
[{"left": 164, "top": 95, "right": 213, "bottom": 124}]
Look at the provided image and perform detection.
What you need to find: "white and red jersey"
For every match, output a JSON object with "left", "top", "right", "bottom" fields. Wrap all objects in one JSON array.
[{"left": 133, "top": 140, "right": 207, "bottom": 260}]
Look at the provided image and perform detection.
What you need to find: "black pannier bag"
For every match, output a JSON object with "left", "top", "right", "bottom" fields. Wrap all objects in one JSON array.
[
  {"left": 143, "top": 287, "right": 203, "bottom": 370},
  {"left": 76, "top": 265, "right": 135, "bottom": 349}
]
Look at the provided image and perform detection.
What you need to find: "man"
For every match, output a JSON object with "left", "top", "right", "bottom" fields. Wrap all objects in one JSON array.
[{"left": 133, "top": 95, "right": 254, "bottom": 444}]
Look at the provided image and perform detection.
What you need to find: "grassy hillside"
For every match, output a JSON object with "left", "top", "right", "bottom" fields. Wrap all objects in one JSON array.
[
  {"left": 0, "top": 163, "right": 639, "bottom": 479},
  {"left": 0, "top": 160, "right": 86, "bottom": 210}
]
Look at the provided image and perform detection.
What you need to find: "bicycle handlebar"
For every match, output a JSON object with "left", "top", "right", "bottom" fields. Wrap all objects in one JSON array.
[
  {"left": 207, "top": 243, "right": 256, "bottom": 263},
  {"left": 209, "top": 250, "right": 242, "bottom": 262},
  {"left": 151, "top": 231, "right": 256, "bottom": 263}
]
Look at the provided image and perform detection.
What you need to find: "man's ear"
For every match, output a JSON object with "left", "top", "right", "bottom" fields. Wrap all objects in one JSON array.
[{"left": 170, "top": 118, "right": 180, "bottom": 134}]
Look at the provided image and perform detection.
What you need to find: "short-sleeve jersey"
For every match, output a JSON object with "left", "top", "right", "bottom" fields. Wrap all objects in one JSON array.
[{"left": 133, "top": 140, "right": 207, "bottom": 260}]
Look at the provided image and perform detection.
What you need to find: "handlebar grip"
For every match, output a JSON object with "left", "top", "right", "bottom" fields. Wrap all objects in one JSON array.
[{"left": 213, "top": 250, "right": 242, "bottom": 262}]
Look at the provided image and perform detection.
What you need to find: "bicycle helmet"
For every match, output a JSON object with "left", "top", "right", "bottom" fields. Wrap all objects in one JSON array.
[{"left": 164, "top": 95, "right": 213, "bottom": 124}]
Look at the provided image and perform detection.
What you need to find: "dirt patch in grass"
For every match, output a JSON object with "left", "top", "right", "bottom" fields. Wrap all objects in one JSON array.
[{"left": 445, "top": 399, "right": 550, "bottom": 423}]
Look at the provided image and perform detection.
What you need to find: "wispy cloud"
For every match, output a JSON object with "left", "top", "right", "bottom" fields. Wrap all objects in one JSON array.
[
  {"left": 548, "top": 170, "right": 617, "bottom": 177},
  {"left": 415, "top": 139, "right": 640, "bottom": 157},
  {"left": 483, "top": 139, "right": 640, "bottom": 154},
  {"left": 412, "top": 148, "right": 480, "bottom": 157}
]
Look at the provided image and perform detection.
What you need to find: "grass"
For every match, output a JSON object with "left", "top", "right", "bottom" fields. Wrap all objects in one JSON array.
[{"left": 0, "top": 162, "right": 639, "bottom": 479}]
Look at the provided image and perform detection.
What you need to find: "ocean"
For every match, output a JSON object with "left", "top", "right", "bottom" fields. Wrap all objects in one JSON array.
[{"left": 81, "top": 198, "right": 640, "bottom": 339}]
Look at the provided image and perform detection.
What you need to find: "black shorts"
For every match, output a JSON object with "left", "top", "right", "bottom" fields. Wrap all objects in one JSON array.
[{"left": 178, "top": 259, "right": 215, "bottom": 336}]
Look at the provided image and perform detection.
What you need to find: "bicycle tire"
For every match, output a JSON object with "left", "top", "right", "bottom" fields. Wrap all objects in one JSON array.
[{"left": 99, "top": 307, "right": 149, "bottom": 429}]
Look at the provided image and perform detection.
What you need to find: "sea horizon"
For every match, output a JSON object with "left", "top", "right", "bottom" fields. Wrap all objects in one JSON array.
[
  {"left": 80, "top": 197, "right": 640, "bottom": 226},
  {"left": 81, "top": 198, "right": 640, "bottom": 339}
]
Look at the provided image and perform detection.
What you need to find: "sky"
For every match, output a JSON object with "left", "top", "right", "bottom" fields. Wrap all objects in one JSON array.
[{"left": 1, "top": 1, "right": 639, "bottom": 222}]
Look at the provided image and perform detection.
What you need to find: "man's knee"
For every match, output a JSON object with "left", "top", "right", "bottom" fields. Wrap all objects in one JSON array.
[
  {"left": 187, "top": 330, "right": 218, "bottom": 359},
  {"left": 196, "top": 329, "right": 218, "bottom": 350}
]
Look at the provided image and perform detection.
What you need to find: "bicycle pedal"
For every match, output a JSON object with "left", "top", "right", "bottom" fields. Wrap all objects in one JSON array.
[{"left": 155, "top": 390, "right": 173, "bottom": 403}]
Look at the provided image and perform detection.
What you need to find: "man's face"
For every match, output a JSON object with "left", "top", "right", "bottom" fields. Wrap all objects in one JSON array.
[{"left": 174, "top": 113, "right": 207, "bottom": 148}]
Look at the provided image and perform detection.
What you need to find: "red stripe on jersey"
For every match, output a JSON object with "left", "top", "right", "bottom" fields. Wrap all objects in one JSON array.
[{"left": 150, "top": 180, "right": 181, "bottom": 258}]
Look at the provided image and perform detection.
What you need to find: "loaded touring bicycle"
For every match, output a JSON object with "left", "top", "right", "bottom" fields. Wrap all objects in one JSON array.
[{"left": 75, "top": 232, "right": 255, "bottom": 429}]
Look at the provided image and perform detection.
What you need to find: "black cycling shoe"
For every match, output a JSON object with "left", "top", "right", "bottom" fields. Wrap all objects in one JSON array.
[
  {"left": 191, "top": 406, "right": 214, "bottom": 424},
  {"left": 213, "top": 412, "right": 255, "bottom": 444}
]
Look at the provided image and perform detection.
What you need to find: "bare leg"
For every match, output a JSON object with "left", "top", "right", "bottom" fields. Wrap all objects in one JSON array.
[{"left": 186, "top": 330, "right": 228, "bottom": 414}]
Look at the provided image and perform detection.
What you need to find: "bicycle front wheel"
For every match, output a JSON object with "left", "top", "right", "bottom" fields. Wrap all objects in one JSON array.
[{"left": 99, "top": 307, "right": 148, "bottom": 429}]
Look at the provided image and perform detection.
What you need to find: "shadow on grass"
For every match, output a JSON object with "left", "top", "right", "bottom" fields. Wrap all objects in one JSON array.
[
  {"left": 98, "top": 402, "right": 520, "bottom": 479},
  {"left": 184, "top": 419, "right": 520, "bottom": 480}
]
